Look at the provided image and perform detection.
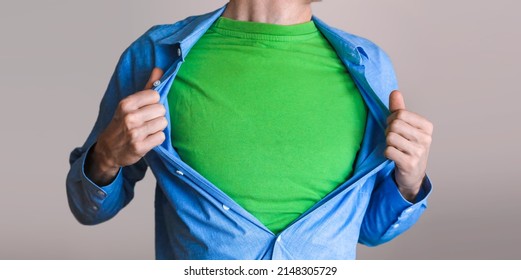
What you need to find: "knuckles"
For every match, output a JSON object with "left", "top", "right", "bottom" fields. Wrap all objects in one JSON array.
[
  {"left": 108, "top": 92, "right": 167, "bottom": 163},
  {"left": 129, "top": 139, "right": 146, "bottom": 156},
  {"left": 388, "top": 120, "right": 402, "bottom": 133},
  {"left": 411, "top": 145, "right": 423, "bottom": 158},
  {"left": 159, "top": 117, "right": 168, "bottom": 129},
  {"left": 152, "top": 103, "right": 167, "bottom": 118},
  {"left": 425, "top": 121, "right": 434, "bottom": 135},
  {"left": 384, "top": 146, "right": 394, "bottom": 159},
  {"left": 123, "top": 113, "right": 138, "bottom": 127},
  {"left": 158, "top": 104, "right": 167, "bottom": 116},
  {"left": 118, "top": 98, "right": 133, "bottom": 112},
  {"left": 420, "top": 134, "right": 432, "bottom": 146},
  {"left": 157, "top": 131, "right": 166, "bottom": 143},
  {"left": 127, "top": 128, "right": 140, "bottom": 140},
  {"left": 386, "top": 131, "right": 399, "bottom": 145},
  {"left": 150, "top": 90, "right": 160, "bottom": 103},
  {"left": 147, "top": 131, "right": 166, "bottom": 149},
  {"left": 128, "top": 138, "right": 139, "bottom": 152}
]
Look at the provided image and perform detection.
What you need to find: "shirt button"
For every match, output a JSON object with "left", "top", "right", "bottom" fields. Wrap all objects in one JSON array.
[
  {"left": 97, "top": 190, "right": 106, "bottom": 197},
  {"left": 404, "top": 208, "right": 413, "bottom": 214},
  {"left": 276, "top": 236, "right": 282, "bottom": 242},
  {"left": 153, "top": 80, "right": 161, "bottom": 87},
  {"left": 92, "top": 205, "right": 98, "bottom": 211},
  {"left": 392, "top": 223, "right": 400, "bottom": 229},
  {"left": 177, "top": 48, "right": 182, "bottom": 57},
  {"left": 175, "top": 170, "right": 184, "bottom": 176},
  {"left": 222, "top": 205, "right": 230, "bottom": 211}
]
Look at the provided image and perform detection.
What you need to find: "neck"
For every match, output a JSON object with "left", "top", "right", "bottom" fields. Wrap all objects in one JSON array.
[{"left": 222, "top": 0, "right": 314, "bottom": 25}]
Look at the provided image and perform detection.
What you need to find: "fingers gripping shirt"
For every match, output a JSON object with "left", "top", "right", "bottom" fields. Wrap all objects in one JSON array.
[{"left": 168, "top": 17, "right": 368, "bottom": 234}]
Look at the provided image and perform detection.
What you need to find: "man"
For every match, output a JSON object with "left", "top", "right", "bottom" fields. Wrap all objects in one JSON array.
[{"left": 66, "top": 0, "right": 433, "bottom": 259}]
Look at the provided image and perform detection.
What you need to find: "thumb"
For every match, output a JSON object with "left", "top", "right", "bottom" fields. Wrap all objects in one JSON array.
[
  {"left": 389, "top": 90, "right": 406, "bottom": 113},
  {"left": 144, "top": 67, "right": 164, "bottom": 90}
]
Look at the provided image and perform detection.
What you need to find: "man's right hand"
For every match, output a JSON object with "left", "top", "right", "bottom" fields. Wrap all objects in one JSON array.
[{"left": 85, "top": 68, "right": 166, "bottom": 186}]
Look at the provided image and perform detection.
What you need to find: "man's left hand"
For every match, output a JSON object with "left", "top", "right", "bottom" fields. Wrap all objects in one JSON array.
[{"left": 385, "top": 90, "right": 433, "bottom": 202}]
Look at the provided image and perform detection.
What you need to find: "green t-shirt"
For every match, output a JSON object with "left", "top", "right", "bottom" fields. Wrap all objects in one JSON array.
[{"left": 168, "top": 17, "right": 367, "bottom": 234}]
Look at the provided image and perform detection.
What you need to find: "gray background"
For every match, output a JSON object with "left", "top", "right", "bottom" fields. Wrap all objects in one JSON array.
[{"left": 1, "top": 0, "right": 519, "bottom": 259}]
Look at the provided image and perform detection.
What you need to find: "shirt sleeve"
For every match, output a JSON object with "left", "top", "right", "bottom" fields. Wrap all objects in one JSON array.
[
  {"left": 65, "top": 29, "right": 157, "bottom": 225},
  {"left": 358, "top": 162, "right": 432, "bottom": 246}
]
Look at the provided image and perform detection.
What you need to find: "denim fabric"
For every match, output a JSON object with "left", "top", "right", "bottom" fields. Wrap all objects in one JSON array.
[{"left": 66, "top": 5, "right": 432, "bottom": 260}]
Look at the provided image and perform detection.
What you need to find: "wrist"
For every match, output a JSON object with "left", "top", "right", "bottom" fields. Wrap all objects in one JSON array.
[
  {"left": 395, "top": 173, "right": 424, "bottom": 203},
  {"left": 85, "top": 142, "right": 120, "bottom": 186},
  {"left": 91, "top": 141, "right": 120, "bottom": 174},
  {"left": 397, "top": 185, "right": 420, "bottom": 202}
]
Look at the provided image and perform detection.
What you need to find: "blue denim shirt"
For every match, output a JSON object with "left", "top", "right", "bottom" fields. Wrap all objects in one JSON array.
[{"left": 66, "top": 6, "right": 432, "bottom": 260}]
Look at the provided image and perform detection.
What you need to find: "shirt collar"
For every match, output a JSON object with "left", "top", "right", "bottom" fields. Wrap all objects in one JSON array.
[
  {"left": 156, "top": 6, "right": 224, "bottom": 61},
  {"left": 157, "top": 5, "right": 367, "bottom": 66},
  {"left": 312, "top": 16, "right": 367, "bottom": 66}
]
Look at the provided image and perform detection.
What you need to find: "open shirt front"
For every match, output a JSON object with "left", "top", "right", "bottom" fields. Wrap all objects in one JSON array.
[{"left": 66, "top": 5, "right": 432, "bottom": 259}]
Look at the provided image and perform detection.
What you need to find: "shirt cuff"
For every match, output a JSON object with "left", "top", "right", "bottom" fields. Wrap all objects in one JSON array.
[{"left": 379, "top": 172, "right": 432, "bottom": 240}]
